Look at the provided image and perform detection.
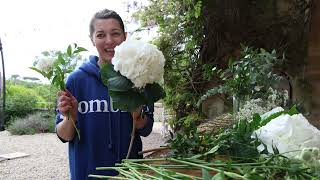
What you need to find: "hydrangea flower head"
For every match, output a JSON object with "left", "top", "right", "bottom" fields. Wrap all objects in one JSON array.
[
  {"left": 111, "top": 39, "right": 165, "bottom": 88},
  {"left": 36, "top": 58, "right": 54, "bottom": 72},
  {"left": 253, "top": 109, "right": 320, "bottom": 158}
]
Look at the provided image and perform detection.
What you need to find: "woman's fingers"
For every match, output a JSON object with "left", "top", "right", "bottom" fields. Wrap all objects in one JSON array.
[
  {"left": 57, "top": 91, "right": 73, "bottom": 114},
  {"left": 57, "top": 90, "right": 78, "bottom": 120}
]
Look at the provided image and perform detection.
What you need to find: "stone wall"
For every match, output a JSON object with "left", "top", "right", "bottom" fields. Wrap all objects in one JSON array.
[{"left": 306, "top": 0, "right": 320, "bottom": 128}]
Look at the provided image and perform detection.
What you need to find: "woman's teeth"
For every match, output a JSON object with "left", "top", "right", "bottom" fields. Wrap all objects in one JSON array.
[{"left": 105, "top": 49, "right": 114, "bottom": 52}]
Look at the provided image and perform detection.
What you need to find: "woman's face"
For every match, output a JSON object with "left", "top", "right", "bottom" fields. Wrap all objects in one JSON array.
[{"left": 91, "top": 18, "right": 126, "bottom": 64}]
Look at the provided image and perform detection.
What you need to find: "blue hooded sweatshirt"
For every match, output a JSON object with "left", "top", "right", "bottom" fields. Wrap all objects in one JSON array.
[{"left": 55, "top": 56, "right": 154, "bottom": 180}]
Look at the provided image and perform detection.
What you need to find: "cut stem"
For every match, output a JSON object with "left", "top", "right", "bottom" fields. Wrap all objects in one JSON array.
[
  {"left": 126, "top": 120, "right": 136, "bottom": 159},
  {"left": 67, "top": 111, "right": 81, "bottom": 140},
  {"left": 138, "top": 147, "right": 170, "bottom": 155},
  {"left": 88, "top": 174, "right": 127, "bottom": 179}
]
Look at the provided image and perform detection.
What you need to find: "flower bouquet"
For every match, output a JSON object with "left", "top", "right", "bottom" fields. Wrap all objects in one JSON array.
[
  {"left": 100, "top": 39, "right": 166, "bottom": 158},
  {"left": 100, "top": 39, "right": 166, "bottom": 112},
  {"left": 30, "top": 43, "right": 87, "bottom": 140}
]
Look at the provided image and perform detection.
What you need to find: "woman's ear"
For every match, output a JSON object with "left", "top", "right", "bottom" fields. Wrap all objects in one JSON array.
[{"left": 124, "top": 32, "right": 128, "bottom": 40}]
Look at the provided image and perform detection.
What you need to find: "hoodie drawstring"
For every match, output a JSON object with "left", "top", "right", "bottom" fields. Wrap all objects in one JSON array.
[
  {"left": 108, "top": 105, "right": 113, "bottom": 150},
  {"left": 117, "top": 112, "right": 121, "bottom": 161}
]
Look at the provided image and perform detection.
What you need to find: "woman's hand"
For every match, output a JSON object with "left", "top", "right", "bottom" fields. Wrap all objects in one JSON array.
[
  {"left": 57, "top": 90, "right": 78, "bottom": 121},
  {"left": 56, "top": 90, "right": 79, "bottom": 141},
  {"left": 131, "top": 106, "right": 147, "bottom": 129}
]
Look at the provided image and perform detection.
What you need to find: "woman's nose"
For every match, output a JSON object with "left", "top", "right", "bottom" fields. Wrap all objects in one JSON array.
[{"left": 105, "top": 34, "right": 113, "bottom": 44}]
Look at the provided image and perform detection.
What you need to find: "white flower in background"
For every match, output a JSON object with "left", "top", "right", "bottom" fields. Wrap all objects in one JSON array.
[
  {"left": 112, "top": 39, "right": 165, "bottom": 88},
  {"left": 36, "top": 58, "right": 54, "bottom": 72},
  {"left": 236, "top": 98, "right": 267, "bottom": 120},
  {"left": 235, "top": 88, "right": 289, "bottom": 121},
  {"left": 253, "top": 108, "right": 320, "bottom": 158},
  {"left": 267, "top": 88, "right": 289, "bottom": 107}
]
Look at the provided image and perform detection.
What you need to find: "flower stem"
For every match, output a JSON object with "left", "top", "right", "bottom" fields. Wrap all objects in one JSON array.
[
  {"left": 88, "top": 174, "right": 128, "bottom": 179},
  {"left": 170, "top": 158, "right": 245, "bottom": 179},
  {"left": 126, "top": 119, "right": 136, "bottom": 159},
  {"left": 67, "top": 111, "right": 80, "bottom": 140}
]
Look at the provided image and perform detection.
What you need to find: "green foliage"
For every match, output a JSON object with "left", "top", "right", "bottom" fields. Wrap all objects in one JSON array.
[
  {"left": 5, "top": 84, "right": 38, "bottom": 124},
  {"left": 198, "top": 46, "right": 285, "bottom": 107},
  {"left": 30, "top": 44, "right": 86, "bottom": 140},
  {"left": 7, "top": 111, "right": 55, "bottom": 135},
  {"left": 100, "top": 63, "right": 165, "bottom": 112},
  {"left": 32, "top": 84, "right": 59, "bottom": 109},
  {"left": 134, "top": 0, "right": 205, "bottom": 125},
  {"left": 5, "top": 80, "right": 58, "bottom": 113},
  {"left": 170, "top": 106, "right": 299, "bottom": 161},
  {"left": 90, "top": 107, "right": 318, "bottom": 179},
  {"left": 4, "top": 80, "right": 57, "bottom": 125},
  {"left": 30, "top": 43, "right": 87, "bottom": 90},
  {"left": 169, "top": 126, "right": 216, "bottom": 158},
  {"left": 169, "top": 113, "right": 203, "bottom": 130}
]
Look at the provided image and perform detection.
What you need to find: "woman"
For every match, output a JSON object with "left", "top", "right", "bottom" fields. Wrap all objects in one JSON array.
[{"left": 56, "top": 9, "right": 154, "bottom": 180}]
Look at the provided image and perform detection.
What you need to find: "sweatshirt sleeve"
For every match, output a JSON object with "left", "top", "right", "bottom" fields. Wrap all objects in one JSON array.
[{"left": 135, "top": 104, "right": 154, "bottom": 137}]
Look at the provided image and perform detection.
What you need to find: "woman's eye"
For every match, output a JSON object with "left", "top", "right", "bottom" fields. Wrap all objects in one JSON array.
[
  {"left": 96, "top": 34, "right": 104, "bottom": 38},
  {"left": 112, "top": 32, "right": 121, "bottom": 36}
]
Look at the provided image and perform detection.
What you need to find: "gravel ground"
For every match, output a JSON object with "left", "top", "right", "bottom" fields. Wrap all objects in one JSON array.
[{"left": 0, "top": 122, "right": 166, "bottom": 180}]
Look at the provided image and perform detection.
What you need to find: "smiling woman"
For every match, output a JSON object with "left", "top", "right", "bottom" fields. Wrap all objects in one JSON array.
[{"left": 53, "top": 8, "right": 155, "bottom": 180}]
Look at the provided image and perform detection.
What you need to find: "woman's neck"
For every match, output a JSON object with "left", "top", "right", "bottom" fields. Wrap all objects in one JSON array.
[{"left": 97, "top": 58, "right": 111, "bottom": 68}]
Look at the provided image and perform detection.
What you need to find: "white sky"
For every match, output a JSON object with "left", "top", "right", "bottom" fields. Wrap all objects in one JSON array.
[{"left": 0, "top": 0, "right": 133, "bottom": 81}]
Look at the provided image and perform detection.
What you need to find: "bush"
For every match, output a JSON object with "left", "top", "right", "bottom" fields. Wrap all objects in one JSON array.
[
  {"left": 5, "top": 84, "right": 40, "bottom": 125},
  {"left": 7, "top": 111, "right": 55, "bottom": 135},
  {"left": 33, "top": 84, "right": 58, "bottom": 109}
]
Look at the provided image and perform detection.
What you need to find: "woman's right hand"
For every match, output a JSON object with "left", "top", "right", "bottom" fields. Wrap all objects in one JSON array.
[{"left": 57, "top": 90, "right": 78, "bottom": 121}]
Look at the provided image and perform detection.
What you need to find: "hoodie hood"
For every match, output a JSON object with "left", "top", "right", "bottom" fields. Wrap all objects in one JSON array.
[{"left": 79, "top": 55, "right": 101, "bottom": 80}]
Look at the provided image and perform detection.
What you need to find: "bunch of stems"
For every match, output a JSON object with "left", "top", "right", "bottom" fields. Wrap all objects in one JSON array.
[{"left": 88, "top": 155, "right": 316, "bottom": 179}]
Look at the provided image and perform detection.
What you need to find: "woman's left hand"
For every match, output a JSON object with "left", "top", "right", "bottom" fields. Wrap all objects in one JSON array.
[{"left": 131, "top": 106, "right": 147, "bottom": 129}]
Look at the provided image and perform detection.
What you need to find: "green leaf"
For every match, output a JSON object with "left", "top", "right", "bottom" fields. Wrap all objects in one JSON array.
[
  {"left": 202, "top": 169, "right": 211, "bottom": 180},
  {"left": 74, "top": 47, "right": 88, "bottom": 54},
  {"left": 143, "top": 83, "right": 165, "bottom": 104},
  {"left": 67, "top": 45, "right": 72, "bottom": 57},
  {"left": 260, "top": 111, "right": 284, "bottom": 127},
  {"left": 211, "top": 172, "right": 224, "bottom": 180},
  {"left": 107, "top": 76, "right": 133, "bottom": 92},
  {"left": 288, "top": 105, "right": 299, "bottom": 115},
  {"left": 29, "top": 67, "right": 49, "bottom": 79},
  {"left": 57, "top": 54, "right": 66, "bottom": 65},
  {"left": 251, "top": 113, "right": 261, "bottom": 130},
  {"left": 194, "top": 1, "right": 202, "bottom": 18},
  {"left": 100, "top": 63, "right": 133, "bottom": 91},
  {"left": 109, "top": 90, "right": 146, "bottom": 112},
  {"left": 189, "top": 144, "right": 220, "bottom": 159},
  {"left": 101, "top": 63, "right": 120, "bottom": 79},
  {"left": 51, "top": 75, "right": 59, "bottom": 88}
]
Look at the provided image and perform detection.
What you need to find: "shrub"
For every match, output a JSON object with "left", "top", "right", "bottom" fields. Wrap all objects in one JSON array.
[
  {"left": 33, "top": 85, "right": 58, "bottom": 109},
  {"left": 7, "top": 111, "right": 55, "bottom": 135},
  {"left": 5, "top": 84, "right": 39, "bottom": 125}
]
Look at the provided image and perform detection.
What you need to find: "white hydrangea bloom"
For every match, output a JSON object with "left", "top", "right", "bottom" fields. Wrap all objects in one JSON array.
[
  {"left": 112, "top": 39, "right": 165, "bottom": 88},
  {"left": 37, "top": 58, "right": 54, "bottom": 72},
  {"left": 253, "top": 109, "right": 320, "bottom": 158}
]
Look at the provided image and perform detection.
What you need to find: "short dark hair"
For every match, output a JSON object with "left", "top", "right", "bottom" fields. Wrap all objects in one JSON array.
[{"left": 89, "top": 9, "right": 125, "bottom": 37}]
